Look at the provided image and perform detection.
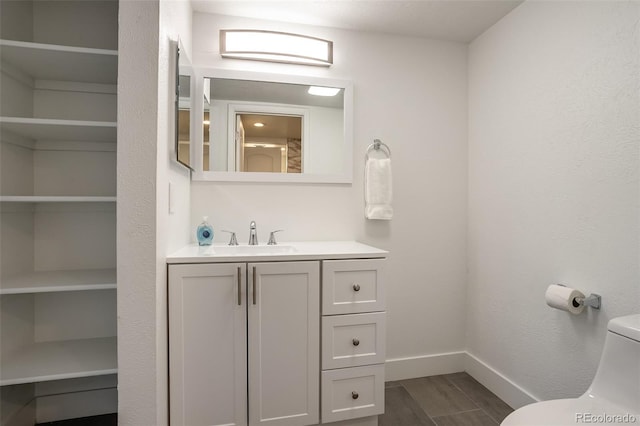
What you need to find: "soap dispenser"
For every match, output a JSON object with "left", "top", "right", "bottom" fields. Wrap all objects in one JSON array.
[{"left": 196, "top": 216, "right": 214, "bottom": 246}]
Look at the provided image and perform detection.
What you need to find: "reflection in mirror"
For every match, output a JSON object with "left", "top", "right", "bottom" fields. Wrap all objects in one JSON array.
[
  {"left": 178, "top": 75, "right": 191, "bottom": 164},
  {"left": 203, "top": 109, "right": 210, "bottom": 170},
  {"left": 238, "top": 114, "right": 302, "bottom": 173},
  {"left": 175, "top": 40, "right": 193, "bottom": 170},
  {"left": 200, "top": 74, "right": 350, "bottom": 182}
]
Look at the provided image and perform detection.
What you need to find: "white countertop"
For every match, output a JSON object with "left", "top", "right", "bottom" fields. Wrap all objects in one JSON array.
[{"left": 167, "top": 241, "right": 388, "bottom": 264}]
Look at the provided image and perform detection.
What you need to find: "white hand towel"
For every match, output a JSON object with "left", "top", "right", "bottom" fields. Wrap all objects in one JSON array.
[{"left": 365, "top": 157, "right": 393, "bottom": 220}]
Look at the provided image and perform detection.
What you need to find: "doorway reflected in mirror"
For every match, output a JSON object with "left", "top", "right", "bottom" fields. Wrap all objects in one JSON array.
[{"left": 237, "top": 114, "right": 302, "bottom": 173}]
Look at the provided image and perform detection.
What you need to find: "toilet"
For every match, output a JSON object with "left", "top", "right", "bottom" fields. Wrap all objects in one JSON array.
[{"left": 502, "top": 314, "right": 640, "bottom": 426}]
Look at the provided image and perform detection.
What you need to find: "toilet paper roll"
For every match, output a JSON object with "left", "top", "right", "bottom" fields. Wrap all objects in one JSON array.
[{"left": 545, "top": 284, "right": 585, "bottom": 315}]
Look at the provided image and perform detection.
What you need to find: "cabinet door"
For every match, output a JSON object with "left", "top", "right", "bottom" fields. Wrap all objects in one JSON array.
[
  {"left": 169, "top": 263, "right": 247, "bottom": 426},
  {"left": 248, "top": 261, "right": 320, "bottom": 426}
]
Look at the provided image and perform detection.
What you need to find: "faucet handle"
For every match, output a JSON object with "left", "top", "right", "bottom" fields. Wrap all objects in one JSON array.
[
  {"left": 221, "top": 230, "right": 238, "bottom": 246},
  {"left": 267, "top": 230, "right": 284, "bottom": 245}
]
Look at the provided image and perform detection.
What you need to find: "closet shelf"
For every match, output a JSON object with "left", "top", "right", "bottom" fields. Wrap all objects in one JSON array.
[
  {"left": 0, "top": 117, "right": 117, "bottom": 143},
  {"left": 0, "top": 337, "right": 117, "bottom": 386},
  {"left": 0, "top": 196, "right": 116, "bottom": 203},
  {"left": 1, "top": 269, "right": 116, "bottom": 295},
  {"left": 0, "top": 39, "right": 118, "bottom": 84}
]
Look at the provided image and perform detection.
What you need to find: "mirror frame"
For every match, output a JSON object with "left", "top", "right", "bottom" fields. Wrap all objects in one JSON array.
[{"left": 191, "top": 68, "right": 354, "bottom": 184}]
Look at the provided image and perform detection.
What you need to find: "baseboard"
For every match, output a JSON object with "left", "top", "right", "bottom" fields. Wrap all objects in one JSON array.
[
  {"left": 385, "top": 351, "right": 466, "bottom": 381},
  {"left": 36, "top": 387, "right": 117, "bottom": 423},
  {"left": 464, "top": 352, "right": 539, "bottom": 410},
  {"left": 384, "top": 350, "right": 539, "bottom": 411}
]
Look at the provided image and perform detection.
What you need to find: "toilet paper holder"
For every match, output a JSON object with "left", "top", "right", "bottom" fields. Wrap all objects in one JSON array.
[
  {"left": 558, "top": 284, "right": 602, "bottom": 310},
  {"left": 575, "top": 293, "right": 601, "bottom": 310}
]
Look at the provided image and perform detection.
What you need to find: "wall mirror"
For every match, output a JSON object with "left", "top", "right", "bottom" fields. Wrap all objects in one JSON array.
[
  {"left": 175, "top": 39, "right": 194, "bottom": 170},
  {"left": 192, "top": 69, "right": 353, "bottom": 183}
]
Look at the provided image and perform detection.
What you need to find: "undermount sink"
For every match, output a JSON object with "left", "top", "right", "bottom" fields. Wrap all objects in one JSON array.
[{"left": 207, "top": 244, "right": 298, "bottom": 256}]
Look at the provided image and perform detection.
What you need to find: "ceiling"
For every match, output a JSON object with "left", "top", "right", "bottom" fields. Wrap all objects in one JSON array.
[{"left": 191, "top": 0, "right": 525, "bottom": 43}]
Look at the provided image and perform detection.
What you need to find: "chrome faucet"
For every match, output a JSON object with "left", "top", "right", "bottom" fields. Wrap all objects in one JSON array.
[{"left": 248, "top": 221, "right": 258, "bottom": 245}]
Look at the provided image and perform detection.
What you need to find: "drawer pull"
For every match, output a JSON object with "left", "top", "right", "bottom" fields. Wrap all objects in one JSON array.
[
  {"left": 352, "top": 338, "right": 360, "bottom": 346},
  {"left": 351, "top": 391, "right": 359, "bottom": 400},
  {"left": 353, "top": 283, "right": 361, "bottom": 292}
]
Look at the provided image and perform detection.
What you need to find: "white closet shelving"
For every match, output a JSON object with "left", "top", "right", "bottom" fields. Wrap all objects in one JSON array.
[
  {"left": 0, "top": 0, "right": 119, "bottom": 423},
  {"left": 0, "top": 196, "right": 116, "bottom": 202},
  {"left": 1, "top": 269, "right": 116, "bottom": 295},
  {"left": 0, "top": 39, "right": 118, "bottom": 84},
  {"left": 1, "top": 337, "right": 118, "bottom": 387},
  {"left": 0, "top": 116, "right": 117, "bottom": 142}
]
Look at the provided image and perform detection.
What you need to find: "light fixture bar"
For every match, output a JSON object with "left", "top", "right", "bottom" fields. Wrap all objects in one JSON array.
[{"left": 220, "top": 30, "right": 333, "bottom": 67}]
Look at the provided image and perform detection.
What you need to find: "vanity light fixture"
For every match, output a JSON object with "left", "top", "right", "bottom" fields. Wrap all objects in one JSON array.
[
  {"left": 220, "top": 30, "right": 333, "bottom": 66},
  {"left": 308, "top": 86, "right": 341, "bottom": 96}
]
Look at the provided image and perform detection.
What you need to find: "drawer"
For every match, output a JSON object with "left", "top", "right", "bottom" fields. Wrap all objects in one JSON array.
[
  {"left": 321, "top": 364, "right": 385, "bottom": 423},
  {"left": 322, "top": 259, "right": 385, "bottom": 315},
  {"left": 322, "top": 312, "right": 386, "bottom": 370}
]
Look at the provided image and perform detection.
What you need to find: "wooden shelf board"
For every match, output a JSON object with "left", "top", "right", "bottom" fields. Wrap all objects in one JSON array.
[
  {"left": 0, "top": 196, "right": 116, "bottom": 203},
  {"left": 0, "top": 39, "right": 118, "bottom": 84},
  {"left": 1, "top": 269, "right": 116, "bottom": 295},
  {"left": 0, "top": 337, "right": 117, "bottom": 386},
  {"left": 0, "top": 117, "right": 117, "bottom": 143}
]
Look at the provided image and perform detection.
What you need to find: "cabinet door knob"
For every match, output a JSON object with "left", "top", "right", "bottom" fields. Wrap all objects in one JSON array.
[
  {"left": 351, "top": 391, "right": 359, "bottom": 400},
  {"left": 353, "top": 283, "right": 360, "bottom": 292},
  {"left": 352, "top": 338, "right": 360, "bottom": 346}
]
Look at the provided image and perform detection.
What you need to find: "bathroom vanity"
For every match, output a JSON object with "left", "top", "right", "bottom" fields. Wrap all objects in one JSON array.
[{"left": 167, "top": 241, "right": 387, "bottom": 426}]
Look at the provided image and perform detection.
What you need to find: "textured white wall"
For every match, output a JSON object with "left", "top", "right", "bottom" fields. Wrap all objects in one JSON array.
[
  {"left": 156, "top": 0, "right": 193, "bottom": 424},
  {"left": 118, "top": 0, "right": 192, "bottom": 424},
  {"left": 159, "top": 1, "right": 192, "bottom": 258},
  {"left": 117, "top": 1, "right": 161, "bottom": 423},
  {"left": 467, "top": 0, "right": 640, "bottom": 404},
  {"left": 191, "top": 14, "right": 469, "bottom": 365}
]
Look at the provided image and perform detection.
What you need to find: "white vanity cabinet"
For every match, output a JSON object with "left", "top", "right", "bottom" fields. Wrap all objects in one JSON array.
[
  {"left": 167, "top": 241, "right": 387, "bottom": 426},
  {"left": 169, "top": 261, "right": 320, "bottom": 426}
]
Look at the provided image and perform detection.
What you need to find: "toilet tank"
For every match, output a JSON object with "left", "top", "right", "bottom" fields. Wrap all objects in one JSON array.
[{"left": 584, "top": 314, "right": 640, "bottom": 413}]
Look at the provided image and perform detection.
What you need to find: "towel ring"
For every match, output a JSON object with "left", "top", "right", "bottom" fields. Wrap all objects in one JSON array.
[{"left": 366, "top": 139, "right": 391, "bottom": 159}]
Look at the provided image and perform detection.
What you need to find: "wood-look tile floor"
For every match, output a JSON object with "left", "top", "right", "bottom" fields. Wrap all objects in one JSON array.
[
  {"left": 38, "top": 373, "right": 513, "bottom": 426},
  {"left": 381, "top": 372, "right": 514, "bottom": 426}
]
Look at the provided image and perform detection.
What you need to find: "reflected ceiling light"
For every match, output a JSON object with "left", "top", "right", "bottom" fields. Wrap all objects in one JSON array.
[
  {"left": 246, "top": 143, "right": 280, "bottom": 148},
  {"left": 308, "top": 86, "right": 341, "bottom": 96},
  {"left": 253, "top": 122, "right": 265, "bottom": 127},
  {"left": 220, "top": 30, "right": 333, "bottom": 67}
]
